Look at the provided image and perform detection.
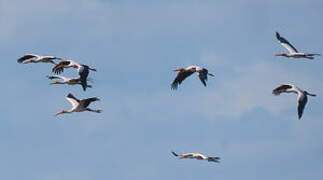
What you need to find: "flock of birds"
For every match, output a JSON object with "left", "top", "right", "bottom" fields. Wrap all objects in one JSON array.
[
  {"left": 18, "top": 55, "right": 101, "bottom": 116},
  {"left": 17, "top": 32, "right": 320, "bottom": 163}
]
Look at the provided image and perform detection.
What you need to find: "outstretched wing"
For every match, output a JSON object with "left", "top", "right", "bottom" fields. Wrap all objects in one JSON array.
[
  {"left": 52, "top": 60, "right": 71, "bottom": 74},
  {"left": 80, "top": 97, "right": 100, "bottom": 108},
  {"left": 276, "top": 32, "right": 298, "bottom": 54},
  {"left": 44, "top": 56, "right": 61, "bottom": 60},
  {"left": 66, "top": 93, "right": 80, "bottom": 108},
  {"left": 272, "top": 84, "right": 293, "bottom": 95},
  {"left": 297, "top": 95, "right": 308, "bottom": 119},
  {"left": 47, "top": 75, "right": 68, "bottom": 81},
  {"left": 17, "top": 54, "right": 39, "bottom": 63},
  {"left": 79, "top": 65, "right": 90, "bottom": 91},
  {"left": 198, "top": 69, "right": 208, "bottom": 87},
  {"left": 171, "top": 70, "right": 195, "bottom": 90}
]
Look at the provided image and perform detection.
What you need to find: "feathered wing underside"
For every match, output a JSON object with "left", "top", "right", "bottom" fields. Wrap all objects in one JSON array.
[
  {"left": 17, "top": 54, "right": 38, "bottom": 63},
  {"left": 66, "top": 93, "right": 80, "bottom": 108},
  {"left": 52, "top": 60, "right": 71, "bottom": 74},
  {"left": 297, "top": 95, "right": 308, "bottom": 119},
  {"left": 198, "top": 69, "right": 208, "bottom": 87},
  {"left": 276, "top": 32, "right": 298, "bottom": 54},
  {"left": 80, "top": 97, "right": 100, "bottom": 108},
  {"left": 183, "top": 154, "right": 194, "bottom": 158},
  {"left": 272, "top": 84, "right": 293, "bottom": 95},
  {"left": 171, "top": 70, "right": 195, "bottom": 90},
  {"left": 195, "top": 155, "right": 205, "bottom": 160}
]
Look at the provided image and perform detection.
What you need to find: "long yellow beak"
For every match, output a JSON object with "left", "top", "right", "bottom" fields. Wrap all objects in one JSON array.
[
  {"left": 55, "top": 110, "right": 65, "bottom": 117},
  {"left": 49, "top": 81, "right": 59, "bottom": 85},
  {"left": 23, "top": 60, "right": 34, "bottom": 64}
]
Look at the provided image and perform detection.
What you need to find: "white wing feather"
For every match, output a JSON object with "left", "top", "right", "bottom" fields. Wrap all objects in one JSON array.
[
  {"left": 280, "top": 42, "right": 298, "bottom": 54},
  {"left": 66, "top": 96, "right": 80, "bottom": 108}
]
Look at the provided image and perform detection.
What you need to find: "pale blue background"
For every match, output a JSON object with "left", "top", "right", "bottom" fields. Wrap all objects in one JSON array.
[{"left": 1, "top": 0, "right": 323, "bottom": 179}]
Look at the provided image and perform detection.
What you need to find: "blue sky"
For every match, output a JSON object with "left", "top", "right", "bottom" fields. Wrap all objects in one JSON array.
[{"left": 1, "top": 0, "right": 323, "bottom": 179}]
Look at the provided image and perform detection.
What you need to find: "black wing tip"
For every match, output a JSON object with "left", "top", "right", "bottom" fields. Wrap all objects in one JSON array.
[
  {"left": 93, "top": 97, "right": 100, "bottom": 101},
  {"left": 202, "top": 81, "right": 207, "bottom": 87},
  {"left": 171, "top": 151, "right": 178, "bottom": 156},
  {"left": 298, "top": 113, "right": 302, "bottom": 119},
  {"left": 272, "top": 90, "right": 280, "bottom": 95},
  {"left": 52, "top": 68, "right": 64, "bottom": 74},
  {"left": 67, "top": 93, "right": 74, "bottom": 98},
  {"left": 275, "top": 32, "right": 282, "bottom": 40},
  {"left": 171, "top": 83, "right": 178, "bottom": 90}
]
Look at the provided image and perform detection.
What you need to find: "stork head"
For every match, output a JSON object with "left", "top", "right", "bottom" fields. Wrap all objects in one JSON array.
[
  {"left": 173, "top": 68, "right": 185, "bottom": 72},
  {"left": 23, "top": 60, "right": 36, "bottom": 64},
  {"left": 55, "top": 110, "right": 68, "bottom": 116},
  {"left": 304, "top": 91, "right": 316, "bottom": 97},
  {"left": 275, "top": 53, "right": 288, "bottom": 57}
]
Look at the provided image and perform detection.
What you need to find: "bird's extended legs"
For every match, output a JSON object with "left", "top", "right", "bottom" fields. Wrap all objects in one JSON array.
[
  {"left": 89, "top": 67, "right": 97, "bottom": 71},
  {"left": 86, "top": 108, "right": 102, "bottom": 113}
]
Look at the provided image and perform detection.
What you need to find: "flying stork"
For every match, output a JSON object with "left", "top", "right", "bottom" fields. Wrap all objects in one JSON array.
[
  {"left": 47, "top": 75, "right": 92, "bottom": 89},
  {"left": 171, "top": 151, "right": 220, "bottom": 162},
  {"left": 171, "top": 65, "right": 214, "bottom": 90},
  {"left": 275, "top": 32, "right": 320, "bottom": 59},
  {"left": 272, "top": 84, "right": 316, "bottom": 119},
  {"left": 55, "top": 93, "right": 102, "bottom": 116},
  {"left": 17, "top": 54, "right": 62, "bottom": 64},
  {"left": 52, "top": 60, "right": 96, "bottom": 91}
]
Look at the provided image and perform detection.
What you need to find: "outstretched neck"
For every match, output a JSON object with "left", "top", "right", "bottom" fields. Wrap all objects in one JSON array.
[
  {"left": 275, "top": 53, "right": 289, "bottom": 57},
  {"left": 55, "top": 110, "right": 72, "bottom": 116},
  {"left": 50, "top": 81, "right": 64, "bottom": 85}
]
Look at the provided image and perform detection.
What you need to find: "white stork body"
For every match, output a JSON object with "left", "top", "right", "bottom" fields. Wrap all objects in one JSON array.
[
  {"left": 47, "top": 75, "right": 92, "bottom": 88},
  {"left": 275, "top": 32, "right": 320, "bottom": 59},
  {"left": 55, "top": 93, "right": 101, "bottom": 116},
  {"left": 171, "top": 65, "right": 214, "bottom": 90},
  {"left": 52, "top": 60, "right": 96, "bottom": 91},
  {"left": 171, "top": 151, "right": 220, "bottom": 162},
  {"left": 272, "top": 84, "right": 316, "bottom": 119},
  {"left": 17, "top": 54, "right": 62, "bottom": 64}
]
